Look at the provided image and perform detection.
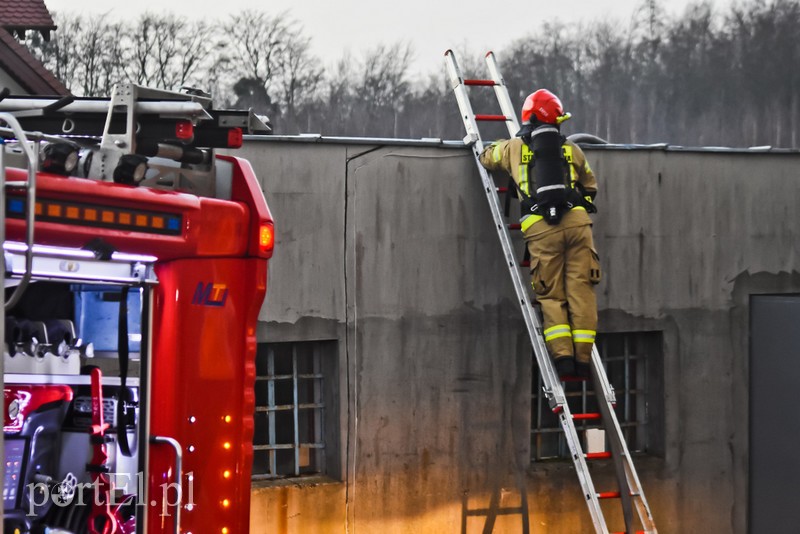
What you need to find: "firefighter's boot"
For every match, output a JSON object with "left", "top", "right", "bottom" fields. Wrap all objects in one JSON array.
[
  {"left": 543, "top": 324, "right": 574, "bottom": 378},
  {"left": 574, "top": 342, "right": 593, "bottom": 378}
]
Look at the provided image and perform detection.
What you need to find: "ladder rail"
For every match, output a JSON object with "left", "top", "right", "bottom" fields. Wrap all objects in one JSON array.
[
  {"left": 592, "top": 345, "right": 658, "bottom": 531},
  {"left": 484, "top": 52, "right": 521, "bottom": 138},
  {"left": 444, "top": 50, "right": 482, "bottom": 146},
  {"left": 558, "top": 400, "right": 610, "bottom": 533}
]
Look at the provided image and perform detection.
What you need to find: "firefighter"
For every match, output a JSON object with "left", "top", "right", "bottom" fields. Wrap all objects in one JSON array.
[{"left": 479, "top": 88, "right": 600, "bottom": 378}]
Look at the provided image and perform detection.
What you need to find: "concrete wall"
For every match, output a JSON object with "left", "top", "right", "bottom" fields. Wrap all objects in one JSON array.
[{"left": 239, "top": 137, "right": 800, "bottom": 533}]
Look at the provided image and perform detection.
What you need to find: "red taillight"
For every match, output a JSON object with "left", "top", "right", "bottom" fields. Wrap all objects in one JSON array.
[
  {"left": 258, "top": 222, "right": 274, "bottom": 254},
  {"left": 175, "top": 120, "right": 194, "bottom": 140},
  {"left": 227, "top": 128, "right": 243, "bottom": 148}
]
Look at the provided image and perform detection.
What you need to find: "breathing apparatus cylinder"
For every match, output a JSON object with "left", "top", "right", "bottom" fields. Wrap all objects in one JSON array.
[{"left": 528, "top": 125, "right": 568, "bottom": 225}]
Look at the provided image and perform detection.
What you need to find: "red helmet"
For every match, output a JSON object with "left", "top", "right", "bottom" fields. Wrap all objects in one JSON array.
[{"left": 520, "top": 89, "right": 567, "bottom": 125}]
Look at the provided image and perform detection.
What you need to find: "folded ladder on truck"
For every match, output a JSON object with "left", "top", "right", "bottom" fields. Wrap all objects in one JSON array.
[{"left": 444, "top": 49, "right": 658, "bottom": 534}]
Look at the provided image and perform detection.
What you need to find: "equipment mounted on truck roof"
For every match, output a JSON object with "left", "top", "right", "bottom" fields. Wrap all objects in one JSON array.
[{"left": 0, "top": 83, "right": 271, "bottom": 196}]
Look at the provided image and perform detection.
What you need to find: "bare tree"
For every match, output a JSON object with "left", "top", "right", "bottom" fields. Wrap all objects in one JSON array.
[
  {"left": 318, "top": 54, "right": 355, "bottom": 134},
  {"left": 24, "top": 13, "right": 83, "bottom": 93},
  {"left": 175, "top": 21, "right": 217, "bottom": 90},
  {"left": 125, "top": 14, "right": 216, "bottom": 91},
  {"left": 95, "top": 21, "right": 127, "bottom": 96},
  {"left": 221, "top": 11, "right": 292, "bottom": 95},
  {"left": 73, "top": 15, "right": 108, "bottom": 96},
  {"left": 127, "top": 14, "right": 160, "bottom": 87},
  {"left": 357, "top": 43, "right": 413, "bottom": 136},
  {"left": 274, "top": 33, "right": 323, "bottom": 130}
]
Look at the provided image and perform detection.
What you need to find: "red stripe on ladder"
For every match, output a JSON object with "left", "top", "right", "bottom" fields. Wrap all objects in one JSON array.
[
  {"left": 464, "top": 79, "right": 496, "bottom": 86},
  {"left": 475, "top": 114, "right": 508, "bottom": 121},
  {"left": 597, "top": 491, "right": 621, "bottom": 499},
  {"left": 573, "top": 413, "right": 601, "bottom": 421},
  {"left": 585, "top": 452, "right": 612, "bottom": 460}
]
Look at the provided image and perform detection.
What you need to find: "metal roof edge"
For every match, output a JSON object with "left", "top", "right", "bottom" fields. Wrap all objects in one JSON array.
[
  {"left": 243, "top": 133, "right": 466, "bottom": 149},
  {"left": 243, "top": 133, "right": 800, "bottom": 154},
  {"left": 576, "top": 142, "right": 800, "bottom": 155}
]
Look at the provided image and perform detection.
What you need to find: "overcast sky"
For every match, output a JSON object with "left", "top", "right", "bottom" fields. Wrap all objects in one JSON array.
[{"left": 43, "top": 0, "right": 725, "bottom": 77}]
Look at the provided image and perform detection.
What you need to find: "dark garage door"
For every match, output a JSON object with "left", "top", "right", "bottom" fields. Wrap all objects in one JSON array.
[{"left": 750, "top": 295, "right": 800, "bottom": 533}]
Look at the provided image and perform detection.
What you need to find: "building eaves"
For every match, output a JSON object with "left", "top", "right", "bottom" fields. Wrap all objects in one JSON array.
[
  {"left": 0, "top": 0, "right": 56, "bottom": 38},
  {"left": 0, "top": 29, "right": 68, "bottom": 95}
]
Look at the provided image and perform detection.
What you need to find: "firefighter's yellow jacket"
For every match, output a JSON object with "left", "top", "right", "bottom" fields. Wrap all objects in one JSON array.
[{"left": 478, "top": 137, "right": 597, "bottom": 239}]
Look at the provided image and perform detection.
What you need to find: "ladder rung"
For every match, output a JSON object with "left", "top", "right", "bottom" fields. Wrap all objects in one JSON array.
[
  {"left": 475, "top": 114, "right": 510, "bottom": 122},
  {"left": 561, "top": 375, "right": 589, "bottom": 382},
  {"left": 520, "top": 260, "right": 530, "bottom": 268},
  {"left": 585, "top": 451, "right": 612, "bottom": 460},
  {"left": 573, "top": 412, "right": 601, "bottom": 421},
  {"left": 507, "top": 223, "right": 521, "bottom": 230},
  {"left": 611, "top": 531, "right": 645, "bottom": 534},
  {"left": 464, "top": 79, "right": 496, "bottom": 86},
  {"left": 496, "top": 187, "right": 509, "bottom": 193},
  {"left": 597, "top": 491, "right": 621, "bottom": 499}
]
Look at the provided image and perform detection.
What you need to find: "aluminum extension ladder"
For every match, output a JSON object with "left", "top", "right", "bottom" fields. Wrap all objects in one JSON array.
[{"left": 444, "top": 50, "right": 657, "bottom": 534}]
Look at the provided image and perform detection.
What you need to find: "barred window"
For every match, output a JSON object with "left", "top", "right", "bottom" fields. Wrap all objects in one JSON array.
[
  {"left": 252, "top": 341, "right": 338, "bottom": 480},
  {"left": 530, "top": 331, "right": 664, "bottom": 462}
]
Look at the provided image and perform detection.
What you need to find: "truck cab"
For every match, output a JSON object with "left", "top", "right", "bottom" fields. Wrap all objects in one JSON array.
[{"left": 1, "top": 84, "right": 273, "bottom": 533}]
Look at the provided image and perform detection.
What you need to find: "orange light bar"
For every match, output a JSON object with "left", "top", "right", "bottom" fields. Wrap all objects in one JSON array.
[{"left": 7, "top": 196, "right": 182, "bottom": 236}]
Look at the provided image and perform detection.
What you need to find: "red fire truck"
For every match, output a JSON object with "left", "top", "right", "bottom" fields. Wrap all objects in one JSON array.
[{"left": 1, "top": 84, "right": 274, "bottom": 533}]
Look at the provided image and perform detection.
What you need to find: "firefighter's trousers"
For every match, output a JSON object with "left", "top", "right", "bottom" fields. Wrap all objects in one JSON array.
[{"left": 527, "top": 223, "right": 599, "bottom": 364}]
